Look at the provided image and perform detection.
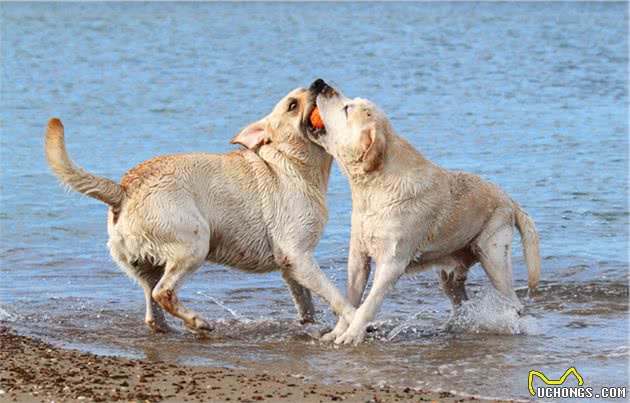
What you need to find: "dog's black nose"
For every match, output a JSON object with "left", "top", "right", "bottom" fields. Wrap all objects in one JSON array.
[{"left": 309, "top": 78, "right": 327, "bottom": 94}]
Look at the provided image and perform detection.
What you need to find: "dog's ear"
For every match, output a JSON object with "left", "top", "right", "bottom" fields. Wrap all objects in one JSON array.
[
  {"left": 230, "top": 120, "right": 272, "bottom": 149},
  {"left": 359, "top": 123, "right": 385, "bottom": 173}
]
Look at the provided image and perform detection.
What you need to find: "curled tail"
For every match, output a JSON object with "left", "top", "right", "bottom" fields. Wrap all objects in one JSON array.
[
  {"left": 513, "top": 201, "right": 541, "bottom": 289},
  {"left": 45, "top": 118, "right": 125, "bottom": 207}
]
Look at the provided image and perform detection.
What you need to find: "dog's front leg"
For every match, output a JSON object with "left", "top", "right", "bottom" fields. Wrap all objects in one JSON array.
[
  {"left": 282, "top": 271, "right": 315, "bottom": 324},
  {"left": 285, "top": 253, "right": 355, "bottom": 324},
  {"left": 347, "top": 250, "right": 372, "bottom": 307},
  {"left": 335, "top": 256, "right": 407, "bottom": 345},
  {"left": 322, "top": 247, "right": 371, "bottom": 341}
]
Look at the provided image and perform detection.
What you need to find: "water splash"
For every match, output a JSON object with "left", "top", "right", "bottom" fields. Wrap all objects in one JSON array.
[
  {"left": 446, "top": 288, "right": 540, "bottom": 335},
  {"left": 197, "top": 291, "right": 243, "bottom": 320},
  {"left": 386, "top": 314, "right": 423, "bottom": 341},
  {"left": 0, "top": 306, "right": 18, "bottom": 322}
]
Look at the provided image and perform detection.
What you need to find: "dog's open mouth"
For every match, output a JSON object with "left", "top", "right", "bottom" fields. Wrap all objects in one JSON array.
[{"left": 305, "top": 104, "right": 326, "bottom": 138}]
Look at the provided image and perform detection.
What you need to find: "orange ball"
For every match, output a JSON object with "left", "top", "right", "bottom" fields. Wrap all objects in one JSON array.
[{"left": 310, "top": 107, "right": 324, "bottom": 129}]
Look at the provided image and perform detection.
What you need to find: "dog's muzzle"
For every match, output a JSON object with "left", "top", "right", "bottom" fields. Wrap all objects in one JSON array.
[
  {"left": 309, "top": 78, "right": 335, "bottom": 98},
  {"left": 305, "top": 79, "right": 328, "bottom": 139}
]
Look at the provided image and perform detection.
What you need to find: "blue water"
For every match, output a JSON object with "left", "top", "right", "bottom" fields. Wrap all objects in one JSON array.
[{"left": 1, "top": 2, "right": 627, "bottom": 401}]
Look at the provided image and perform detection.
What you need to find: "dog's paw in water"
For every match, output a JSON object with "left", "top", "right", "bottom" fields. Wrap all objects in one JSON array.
[
  {"left": 185, "top": 317, "right": 214, "bottom": 335},
  {"left": 440, "top": 316, "right": 462, "bottom": 333},
  {"left": 320, "top": 320, "right": 349, "bottom": 342},
  {"left": 146, "top": 319, "right": 171, "bottom": 334},
  {"left": 334, "top": 328, "right": 366, "bottom": 346},
  {"left": 321, "top": 328, "right": 344, "bottom": 342}
]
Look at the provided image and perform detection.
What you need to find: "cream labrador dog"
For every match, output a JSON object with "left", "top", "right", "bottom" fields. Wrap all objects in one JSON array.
[
  {"left": 307, "top": 79, "right": 540, "bottom": 345},
  {"left": 45, "top": 86, "right": 355, "bottom": 333}
]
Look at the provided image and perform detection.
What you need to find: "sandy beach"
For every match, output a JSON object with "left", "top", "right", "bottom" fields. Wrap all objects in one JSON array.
[{"left": 0, "top": 326, "right": 505, "bottom": 403}]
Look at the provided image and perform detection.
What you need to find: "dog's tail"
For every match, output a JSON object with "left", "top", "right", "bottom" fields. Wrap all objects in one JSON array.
[
  {"left": 513, "top": 200, "right": 541, "bottom": 290},
  {"left": 45, "top": 118, "right": 125, "bottom": 207}
]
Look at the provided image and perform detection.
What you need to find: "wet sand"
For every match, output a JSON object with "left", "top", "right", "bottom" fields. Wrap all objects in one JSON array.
[{"left": 0, "top": 326, "right": 507, "bottom": 403}]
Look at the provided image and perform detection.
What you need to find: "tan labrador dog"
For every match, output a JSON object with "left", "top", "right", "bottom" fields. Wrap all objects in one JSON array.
[
  {"left": 307, "top": 79, "right": 541, "bottom": 345},
  {"left": 45, "top": 86, "right": 355, "bottom": 334}
]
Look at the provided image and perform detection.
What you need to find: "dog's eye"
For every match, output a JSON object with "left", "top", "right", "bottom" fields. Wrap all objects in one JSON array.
[
  {"left": 287, "top": 100, "right": 298, "bottom": 112},
  {"left": 344, "top": 105, "right": 350, "bottom": 117}
]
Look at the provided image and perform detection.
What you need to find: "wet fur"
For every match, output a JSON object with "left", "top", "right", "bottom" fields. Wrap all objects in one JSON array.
[
  {"left": 312, "top": 85, "right": 541, "bottom": 345},
  {"left": 45, "top": 88, "right": 355, "bottom": 333}
]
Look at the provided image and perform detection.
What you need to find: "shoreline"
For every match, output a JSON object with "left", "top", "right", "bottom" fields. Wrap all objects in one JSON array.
[{"left": 0, "top": 325, "right": 508, "bottom": 402}]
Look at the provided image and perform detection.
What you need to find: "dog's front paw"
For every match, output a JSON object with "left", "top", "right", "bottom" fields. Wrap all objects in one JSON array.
[
  {"left": 321, "top": 318, "right": 349, "bottom": 342},
  {"left": 321, "top": 327, "right": 344, "bottom": 342},
  {"left": 334, "top": 328, "right": 366, "bottom": 346}
]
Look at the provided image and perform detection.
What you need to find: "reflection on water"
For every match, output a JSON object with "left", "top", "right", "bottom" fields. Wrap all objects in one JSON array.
[{"left": 1, "top": 2, "right": 628, "bottom": 401}]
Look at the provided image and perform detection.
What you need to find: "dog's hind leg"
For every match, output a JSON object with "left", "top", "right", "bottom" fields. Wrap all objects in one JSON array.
[
  {"left": 152, "top": 248, "right": 211, "bottom": 333},
  {"left": 109, "top": 243, "right": 170, "bottom": 332},
  {"left": 135, "top": 261, "right": 169, "bottom": 332},
  {"left": 438, "top": 268, "right": 469, "bottom": 309},
  {"left": 283, "top": 272, "right": 315, "bottom": 324},
  {"left": 474, "top": 223, "right": 522, "bottom": 312},
  {"left": 408, "top": 252, "right": 473, "bottom": 313},
  {"left": 434, "top": 251, "right": 476, "bottom": 312}
]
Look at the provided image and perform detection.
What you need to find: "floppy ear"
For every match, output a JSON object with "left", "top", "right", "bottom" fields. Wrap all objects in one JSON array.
[
  {"left": 359, "top": 123, "right": 385, "bottom": 173},
  {"left": 230, "top": 120, "right": 271, "bottom": 149}
]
